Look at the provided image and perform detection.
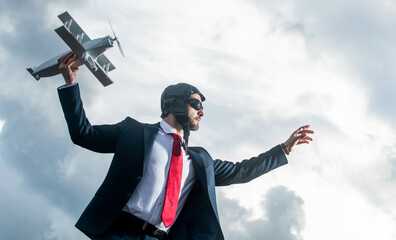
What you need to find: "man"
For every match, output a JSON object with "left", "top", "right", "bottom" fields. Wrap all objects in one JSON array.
[{"left": 57, "top": 51, "right": 314, "bottom": 240}]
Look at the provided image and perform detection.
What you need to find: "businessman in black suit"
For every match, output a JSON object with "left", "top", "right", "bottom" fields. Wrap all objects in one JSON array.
[{"left": 57, "top": 52, "right": 314, "bottom": 240}]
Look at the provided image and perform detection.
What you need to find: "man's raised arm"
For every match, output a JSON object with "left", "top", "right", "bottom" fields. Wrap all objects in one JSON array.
[{"left": 57, "top": 51, "right": 128, "bottom": 153}]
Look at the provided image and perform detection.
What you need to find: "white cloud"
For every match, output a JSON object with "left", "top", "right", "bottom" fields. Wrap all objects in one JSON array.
[{"left": 0, "top": 119, "right": 5, "bottom": 133}]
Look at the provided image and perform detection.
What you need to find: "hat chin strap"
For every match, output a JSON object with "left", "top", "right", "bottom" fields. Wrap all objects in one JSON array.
[
  {"left": 171, "top": 99, "right": 190, "bottom": 154},
  {"left": 173, "top": 113, "right": 190, "bottom": 154},
  {"left": 182, "top": 122, "right": 190, "bottom": 154}
]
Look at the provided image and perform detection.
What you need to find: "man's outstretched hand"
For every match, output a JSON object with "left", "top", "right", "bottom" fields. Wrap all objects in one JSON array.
[
  {"left": 58, "top": 51, "right": 79, "bottom": 86},
  {"left": 282, "top": 125, "right": 314, "bottom": 155}
]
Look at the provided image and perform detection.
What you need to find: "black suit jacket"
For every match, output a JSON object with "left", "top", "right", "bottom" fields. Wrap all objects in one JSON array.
[{"left": 58, "top": 84, "right": 288, "bottom": 240}]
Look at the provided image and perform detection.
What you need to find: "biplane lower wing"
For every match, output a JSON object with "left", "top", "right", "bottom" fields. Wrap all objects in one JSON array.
[
  {"left": 84, "top": 61, "right": 113, "bottom": 86},
  {"left": 96, "top": 54, "right": 116, "bottom": 73}
]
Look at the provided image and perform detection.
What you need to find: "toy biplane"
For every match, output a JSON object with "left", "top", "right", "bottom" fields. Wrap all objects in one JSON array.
[{"left": 27, "top": 11, "right": 124, "bottom": 86}]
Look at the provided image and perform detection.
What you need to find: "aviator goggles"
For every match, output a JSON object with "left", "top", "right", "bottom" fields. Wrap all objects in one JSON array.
[{"left": 187, "top": 98, "right": 204, "bottom": 111}]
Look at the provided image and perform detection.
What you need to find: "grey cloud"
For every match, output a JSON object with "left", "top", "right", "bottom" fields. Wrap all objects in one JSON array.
[
  {"left": 0, "top": 1, "right": 105, "bottom": 239},
  {"left": 0, "top": 82, "right": 117, "bottom": 238},
  {"left": 217, "top": 186, "right": 305, "bottom": 240},
  {"left": 0, "top": 188, "right": 53, "bottom": 240},
  {"left": 0, "top": 96, "right": 91, "bottom": 238},
  {"left": 0, "top": 0, "right": 91, "bottom": 61}
]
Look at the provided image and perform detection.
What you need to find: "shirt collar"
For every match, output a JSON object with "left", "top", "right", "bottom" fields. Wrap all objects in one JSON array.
[
  {"left": 159, "top": 120, "right": 178, "bottom": 134},
  {"left": 160, "top": 120, "right": 187, "bottom": 152}
]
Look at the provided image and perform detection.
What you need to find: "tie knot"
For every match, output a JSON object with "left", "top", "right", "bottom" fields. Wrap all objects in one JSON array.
[
  {"left": 169, "top": 133, "right": 182, "bottom": 156},
  {"left": 170, "top": 133, "right": 181, "bottom": 142}
]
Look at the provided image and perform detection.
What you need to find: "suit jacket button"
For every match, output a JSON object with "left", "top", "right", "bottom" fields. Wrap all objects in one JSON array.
[
  {"left": 137, "top": 176, "right": 142, "bottom": 180},
  {"left": 126, "top": 193, "right": 132, "bottom": 197}
]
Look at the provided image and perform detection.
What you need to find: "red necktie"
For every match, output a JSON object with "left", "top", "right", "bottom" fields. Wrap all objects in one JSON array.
[{"left": 162, "top": 133, "right": 183, "bottom": 227}]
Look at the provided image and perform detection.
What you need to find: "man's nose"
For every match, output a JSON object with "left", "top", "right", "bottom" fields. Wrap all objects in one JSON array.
[{"left": 198, "top": 109, "right": 204, "bottom": 117}]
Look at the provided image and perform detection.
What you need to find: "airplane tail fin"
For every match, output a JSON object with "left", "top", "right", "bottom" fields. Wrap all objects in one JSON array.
[{"left": 27, "top": 68, "right": 40, "bottom": 80}]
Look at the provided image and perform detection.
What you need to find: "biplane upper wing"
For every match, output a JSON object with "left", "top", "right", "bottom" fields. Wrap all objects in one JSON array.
[
  {"left": 58, "top": 11, "right": 91, "bottom": 43},
  {"left": 55, "top": 25, "right": 86, "bottom": 56}
]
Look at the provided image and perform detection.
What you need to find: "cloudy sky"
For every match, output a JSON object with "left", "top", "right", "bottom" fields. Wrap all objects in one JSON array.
[{"left": 1, "top": 0, "right": 396, "bottom": 239}]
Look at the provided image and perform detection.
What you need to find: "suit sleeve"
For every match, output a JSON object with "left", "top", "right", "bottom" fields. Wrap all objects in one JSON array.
[
  {"left": 213, "top": 145, "right": 288, "bottom": 186},
  {"left": 58, "top": 83, "right": 128, "bottom": 153}
]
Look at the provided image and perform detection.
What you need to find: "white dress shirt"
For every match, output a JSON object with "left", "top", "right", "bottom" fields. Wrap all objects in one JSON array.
[{"left": 122, "top": 120, "right": 196, "bottom": 232}]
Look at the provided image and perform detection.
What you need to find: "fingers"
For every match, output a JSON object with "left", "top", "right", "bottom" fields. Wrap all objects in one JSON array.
[
  {"left": 57, "top": 51, "right": 79, "bottom": 85},
  {"left": 300, "top": 129, "right": 314, "bottom": 135},
  {"left": 296, "top": 125, "right": 310, "bottom": 132},
  {"left": 284, "top": 124, "right": 315, "bottom": 154},
  {"left": 294, "top": 127, "right": 314, "bottom": 146},
  {"left": 296, "top": 139, "right": 310, "bottom": 145},
  {"left": 58, "top": 51, "right": 73, "bottom": 63},
  {"left": 58, "top": 51, "right": 77, "bottom": 67},
  {"left": 296, "top": 132, "right": 313, "bottom": 140},
  {"left": 294, "top": 125, "right": 314, "bottom": 136},
  {"left": 305, "top": 135, "right": 313, "bottom": 141}
]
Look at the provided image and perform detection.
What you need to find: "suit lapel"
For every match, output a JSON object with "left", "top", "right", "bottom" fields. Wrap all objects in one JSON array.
[
  {"left": 143, "top": 122, "right": 160, "bottom": 172},
  {"left": 188, "top": 149, "right": 208, "bottom": 190},
  {"left": 188, "top": 148, "right": 220, "bottom": 221}
]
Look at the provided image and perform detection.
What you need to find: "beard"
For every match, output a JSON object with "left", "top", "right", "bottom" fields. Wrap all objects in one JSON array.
[{"left": 189, "top": 117, "right": 200, "bottom": 131}]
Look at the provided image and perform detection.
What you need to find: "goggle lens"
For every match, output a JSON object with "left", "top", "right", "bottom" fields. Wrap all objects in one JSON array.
[{"left": 188, "top": 98, "right": 203, "bottom": 110}]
